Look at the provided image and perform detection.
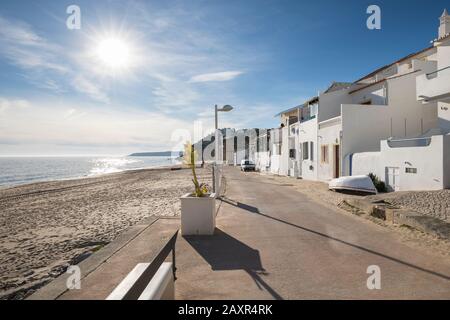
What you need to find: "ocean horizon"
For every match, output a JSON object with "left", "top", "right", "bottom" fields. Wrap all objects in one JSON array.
[{"left": 0, "top": 156, "right": 181, "bottom": 188}]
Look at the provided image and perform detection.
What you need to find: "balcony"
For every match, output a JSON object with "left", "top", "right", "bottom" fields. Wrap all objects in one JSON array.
[{"left": 417, "top": 66, "right": 450, "bottom": 103}]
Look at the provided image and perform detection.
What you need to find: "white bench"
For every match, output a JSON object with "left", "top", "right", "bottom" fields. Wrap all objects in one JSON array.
[
  {"left": 106, "top": 262, "right": 174, "bottom": 300},
  {"left": 106, "top": 230, "right": 178, "bottom": 300}
]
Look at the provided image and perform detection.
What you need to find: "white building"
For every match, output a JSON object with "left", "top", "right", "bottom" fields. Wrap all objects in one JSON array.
[
  {"left": 351, "top": 9, "right": 450, "bottom": 191},
  {"left": 273, "top": 10, "right": 450, "bottom": 191}
]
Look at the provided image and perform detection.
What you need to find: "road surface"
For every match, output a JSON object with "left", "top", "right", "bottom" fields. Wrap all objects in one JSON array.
[{"left": 176, "top": 167, "right": 450, "bottom": 299}]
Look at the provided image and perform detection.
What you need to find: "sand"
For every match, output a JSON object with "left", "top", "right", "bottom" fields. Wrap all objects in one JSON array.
[{"left": 0, "top": 167, "right": 212, "bottom": 300}]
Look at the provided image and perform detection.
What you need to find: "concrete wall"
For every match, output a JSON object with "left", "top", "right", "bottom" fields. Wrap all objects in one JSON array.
[
  {"left": 318, "top": 117, "right": 341, "bottom": 181},
  {"left": 298, "top": 118, "right": 318, "bottom": 180},
  {"left": 270, "top": 155, "right": 280, "bottom": 175},
  {"left": 443, "top": 134, "right": 450, "bottom": 189},
  {"left": 352, "top": 135, "right": 448, "bottom": 191},
  {"left": 350, "top": 82, "right": 387, "bottom": 106},
  {"left": 352, "top": 152, "right": 382, "bottom": 178},
  {"left": 318, "top": 88, "right": 353, "bottom": 123},
  {"left": 340, "top": 104, "right": 391, "bottom": 176},
  {"left": 438, "top": 101, "right": 450, "bottom": 132},
  {"left": 341, "top": 70, "right": 439, "bottom": 176},
  {"left": 255, "top": 151, "right": 270, "bottom": 172},
  {"left": 437, "top": 39, "right": 450, "bottom": 70},
  {"left": 279, "top": 127, "right": 289, "bottom": 176}
]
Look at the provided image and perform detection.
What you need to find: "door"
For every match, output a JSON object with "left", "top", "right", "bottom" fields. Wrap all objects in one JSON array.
[
  {"left": 333, "top": 145, "right": 340, "bottom": 178},
  {"left": 385, "top": 167, "right": 400, "bottom": 191}
]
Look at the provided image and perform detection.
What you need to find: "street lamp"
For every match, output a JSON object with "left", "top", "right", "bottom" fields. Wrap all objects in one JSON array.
[
  {"left": 215, "top": 105, "right": 234, "bottom": 130},
  {"left": 213, "top": 104, "right": 234, "bottom": 194},
  {"left": 214, "top": 104, "right": 234, "bottom": 162}
]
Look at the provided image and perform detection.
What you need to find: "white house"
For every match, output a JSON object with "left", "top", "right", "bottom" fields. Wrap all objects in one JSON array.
[
  {"left": 272, "top": 9, "right": 450, "bottom": 191},
  {"left": 350, "top": 9, "right": 450, "bottom": 191}
]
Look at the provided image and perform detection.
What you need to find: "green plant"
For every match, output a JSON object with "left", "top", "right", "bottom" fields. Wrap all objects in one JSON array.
[
  {"left": 368, "top": 173, "right": 387, "bottom": 193},
  {"left": 184, "top": 143, "right": 209, "bottom": 197}
]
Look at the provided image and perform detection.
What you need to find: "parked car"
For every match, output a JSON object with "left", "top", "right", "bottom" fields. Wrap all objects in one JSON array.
[{"left": 240, "top": 160, "right": 256, "bottom": 172}]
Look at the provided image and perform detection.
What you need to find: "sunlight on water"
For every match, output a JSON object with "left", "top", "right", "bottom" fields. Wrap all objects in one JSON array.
[
  {"left": 89, "top": 158, "right": 142, "bottom": 175},
  {"left": 0, "top": 156, "right": 180, "bottom": 188}
]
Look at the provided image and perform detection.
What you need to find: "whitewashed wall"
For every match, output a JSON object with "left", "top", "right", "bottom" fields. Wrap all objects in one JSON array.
[
  {"left": 318, "top": 88, "right": 353, "bottom": 122},
  {"left": 255, "top": 151, "right": 270, "bottom": 172},
  {"left": 298, "top": 118, "right": 318, "bottom": 180},
  {"left": 341, "top": 71, "right": 438, "bottom": 176},
  {"left": 352, "top": 135, "right": 449, "bottom": 191},
  {"left": 318, "top": 117, "right": 341, "bottom": 181},
  {"left": 352, "top": 152, "right": 382, "bottom": 178},
  {"left": 270, "top": 155, "right": 280, "bottom": 175},
  {"left": 279, "top": 127, "right": 289, "bottom": 176},
  {"left": 350, "top": 82, "right": 387, "bottom": 106}
]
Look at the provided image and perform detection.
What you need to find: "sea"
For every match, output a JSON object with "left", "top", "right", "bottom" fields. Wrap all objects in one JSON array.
[{"left": 0, "top": 156, "right": 181, "bottom": 188}]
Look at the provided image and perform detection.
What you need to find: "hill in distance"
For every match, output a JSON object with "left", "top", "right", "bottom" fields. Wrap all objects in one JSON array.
[{"left": 129, "top": 151, "right": 182, "bottom": 157}]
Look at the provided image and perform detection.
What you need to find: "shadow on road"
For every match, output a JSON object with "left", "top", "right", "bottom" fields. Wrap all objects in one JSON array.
[
  {"left": 184, "top": 228, "right": 283, "bottom": 300},
  {"left": 220, "top": 196, "right": 450, "bottom": 282}
]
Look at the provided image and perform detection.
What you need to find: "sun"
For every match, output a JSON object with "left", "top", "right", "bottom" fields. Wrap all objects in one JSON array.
[{"left": 96, "top": 37, "right": 131, "bottom": 70}]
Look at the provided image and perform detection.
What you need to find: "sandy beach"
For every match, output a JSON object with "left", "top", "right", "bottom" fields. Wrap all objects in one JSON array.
[{"left": 0, "top": 167, "right": 212, "bottom": 300}]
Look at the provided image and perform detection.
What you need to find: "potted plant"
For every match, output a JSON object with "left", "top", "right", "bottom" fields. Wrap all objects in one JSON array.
[{"left": 180, "top": 143, "right": 216, "bottom": 236}]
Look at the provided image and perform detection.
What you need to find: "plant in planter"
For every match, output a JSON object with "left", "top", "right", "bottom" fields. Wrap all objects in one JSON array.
[{"left": 180, "top": 143, "right": 216, "bottom": 236}]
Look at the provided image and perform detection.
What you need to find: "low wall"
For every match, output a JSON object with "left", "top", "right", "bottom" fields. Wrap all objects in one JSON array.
[
  {"left": 352, "top": 135, "right": 447, "bottom": 191},
  {"left": 351, "top": 152, "right": 382, "bottom": 178}
]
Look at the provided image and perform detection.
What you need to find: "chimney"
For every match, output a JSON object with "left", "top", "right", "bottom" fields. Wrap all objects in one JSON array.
[{"left": 439, "top": 9, "right": 450, "bottom": 39}]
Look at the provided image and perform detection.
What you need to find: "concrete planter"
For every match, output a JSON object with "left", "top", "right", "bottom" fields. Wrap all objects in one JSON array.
[{"left": 181, "top": 193, "right": 216, "bottom": 236}]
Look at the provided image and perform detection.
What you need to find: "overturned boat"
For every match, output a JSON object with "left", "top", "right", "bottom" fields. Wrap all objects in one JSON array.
[{"left": 329, "top": 175, "right": 377, "bottom": 195}]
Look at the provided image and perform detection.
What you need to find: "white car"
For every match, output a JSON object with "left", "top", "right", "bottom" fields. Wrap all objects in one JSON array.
[{"left": 240, "top": 160, "right": 256, "bottom": 172}]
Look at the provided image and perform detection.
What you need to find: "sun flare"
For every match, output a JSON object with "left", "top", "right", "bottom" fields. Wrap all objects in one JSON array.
[{"left": 96, "top": 38, "right": 131, "bottom": 70}]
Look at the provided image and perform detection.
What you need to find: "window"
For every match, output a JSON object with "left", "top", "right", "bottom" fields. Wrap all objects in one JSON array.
[
  {"left": 302, "top": 142, "right": 309, "bottom": 160},
  {"left": 310, "top": 142, "right": 314, "bottom": 161},
  {"left": 289, "top": 149, "right": 296, "bottom": 159},
  {"left": 321, "top": 145, "right": 329, "bottom": 164},
  {"left": 405, "top": 167, "right": 417, "bottom": 174},
  {"left": 274, "top": 144, "right": 281, "bottom": 155}
]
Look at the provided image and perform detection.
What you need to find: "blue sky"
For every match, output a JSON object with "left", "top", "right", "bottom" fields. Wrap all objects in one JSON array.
[{"left": 0, "top": 0, "right": 448, "bottom": 155}]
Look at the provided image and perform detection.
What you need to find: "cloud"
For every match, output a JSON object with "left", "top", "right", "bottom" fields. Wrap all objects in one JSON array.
[
  {"left": 0, "top": 97, "right": 30, "bottom": 114},
  {"left": 0, "top": 5, "right": 279, "bottom": 156},
  {"left": 0, "top": 15, "right": 109, "bottom": 103},
  {"left": 71, "top": 76, "right": 110, "bottom": 104},
  {"left": 0, "top": 16, "right": 67, "bottom": 73},
  {"left": 0, "top": 97, "right": 202, "bottom": 155},
  {"left": 189, "top": 71, "right": 244, "bottom": 83}
]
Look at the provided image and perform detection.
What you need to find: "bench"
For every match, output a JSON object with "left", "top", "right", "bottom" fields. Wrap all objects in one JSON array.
[{"left": 106, "top": 230, "right": 178, "bottom": 300}]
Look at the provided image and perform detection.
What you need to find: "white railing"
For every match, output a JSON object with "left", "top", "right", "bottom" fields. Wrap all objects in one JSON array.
[{"left": 417, "top": 66, "right": 450, "bottom": 102}]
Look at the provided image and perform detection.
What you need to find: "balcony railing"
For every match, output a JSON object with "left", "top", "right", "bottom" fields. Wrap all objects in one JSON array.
[{"left": 417, "top": 66, "right": 450, "bottom": 102}]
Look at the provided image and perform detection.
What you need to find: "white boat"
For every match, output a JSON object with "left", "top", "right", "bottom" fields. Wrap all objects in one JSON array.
[{"left": 329, "top": 175, "right": 377, "bottom": 195}]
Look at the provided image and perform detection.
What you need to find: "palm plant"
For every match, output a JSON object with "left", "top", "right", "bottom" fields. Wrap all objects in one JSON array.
[{"left": 184, "top": 143, "right": 208, "bottom": 197}]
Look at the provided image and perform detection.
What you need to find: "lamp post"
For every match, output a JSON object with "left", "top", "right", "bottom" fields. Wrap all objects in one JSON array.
[{"left": 213, "top": 104, "right": 233, "bottom": 193}]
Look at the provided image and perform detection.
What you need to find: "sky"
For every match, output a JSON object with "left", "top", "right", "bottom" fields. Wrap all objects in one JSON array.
[{"left": 0, "top": 0, "right": 448, "bottom": 156}]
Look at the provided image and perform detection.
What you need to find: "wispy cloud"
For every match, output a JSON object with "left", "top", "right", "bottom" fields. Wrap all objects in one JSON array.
[
  {"left": 0, "top": 15, "right": 108, "bottom": 103},
  {"left": 0, "top": 97, "right": 30, "bottom": 114},
  {"left": 71, "top": 75, "right": 110, "bottom": 104},
  {"left": 0, "top": 97, "right": 196, "bottom": 155},
  {"left": 189, "top": 71, "right": 244, "bottom": 83},
  {"left": 0, "top": 3, "right": 279, "bottom": 154}
]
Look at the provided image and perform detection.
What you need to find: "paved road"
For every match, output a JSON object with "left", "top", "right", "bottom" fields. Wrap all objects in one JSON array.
[{"left": 176, "top": 167, "right": 450, "bottom": 299}]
